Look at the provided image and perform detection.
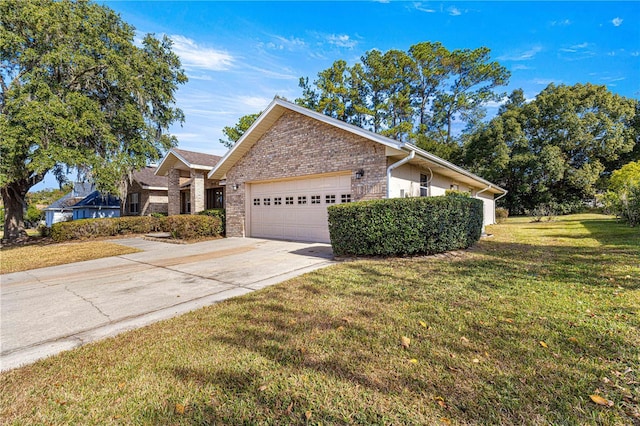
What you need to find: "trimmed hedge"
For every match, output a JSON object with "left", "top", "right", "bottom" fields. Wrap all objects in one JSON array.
[
  {"left": 328, "top": 196, "right": 484, "bottom": 257},
  {"left": 50, "top": 215, "right": 223, "bottom": 242},
  {"left": 198, "top": 208, "right": 225, "bottom": 234}
]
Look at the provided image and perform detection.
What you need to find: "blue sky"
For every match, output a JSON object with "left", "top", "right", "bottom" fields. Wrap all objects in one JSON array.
[{"left": 35, "top": 1, "right": 640, "bottom": 190}]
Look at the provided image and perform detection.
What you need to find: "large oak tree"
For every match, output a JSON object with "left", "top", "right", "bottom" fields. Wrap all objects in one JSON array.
[{"left": 0, "top": 0, "right": 187, "bottom": 241}]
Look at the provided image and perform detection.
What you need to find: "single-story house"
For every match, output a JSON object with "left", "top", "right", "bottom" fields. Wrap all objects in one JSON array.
[
  {"left": 71, "top": 191, "right": 121, "bottom": 220},
  {"left": 124, "top": 166, "right": 169, "bottom": 216},
  {"left": 44, "top": 182, "right": 95, "bottom": 227},
  {"left": 206, "top": 97, "right": 506, "bottom": 243},
  {"left": 154, "top": 148, "right": 224, "bottom": 215}
]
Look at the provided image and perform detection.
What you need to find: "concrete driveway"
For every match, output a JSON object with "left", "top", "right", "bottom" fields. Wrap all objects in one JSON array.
[{"left": 0, "top": 237, "right": 334, "bottom": 371}]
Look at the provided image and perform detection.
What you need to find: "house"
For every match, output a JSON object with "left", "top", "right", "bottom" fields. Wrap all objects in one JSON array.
[
  {"left": 44, "top": 182, "right": 95, "bottom": 227},
  {"left": 124, "top": 166, "right": 169, "bottom": 216},
  {"left": 205, "top": 98, "right": 506, "bottom": 243},
  {"left": 71, "top": 191, "right": 121, "bottom": 220},
  {"left": 154, "top": 148, "right": 224, "bottom": 215}
]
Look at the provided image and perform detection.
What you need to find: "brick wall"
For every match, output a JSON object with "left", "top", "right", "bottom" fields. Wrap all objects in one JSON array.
[
  {"left": 168, "top": 168, "right": 181, "bottom": 216},
  {"left": 190, "top": 170, "right": 205, "bottom": 213},
  {"left": 225, "top": 111, "right": 388, "bottom": 237}
]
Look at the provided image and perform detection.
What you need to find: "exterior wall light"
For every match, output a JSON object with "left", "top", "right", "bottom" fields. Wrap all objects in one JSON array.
[
  {"left": 355, "top": 169, "right": 365, "bottom": 179},
  {"left": 232, "top": 183, "right": 238, "bottom": 191}
]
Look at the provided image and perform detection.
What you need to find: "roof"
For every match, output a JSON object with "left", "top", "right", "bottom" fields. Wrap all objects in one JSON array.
[
  {"left": 132, "top": 166, "right": 168, "bottom": 189},
  {"left": 155, "top": 148, "right": 222, "bottom": 176},
  {"left": 45, "top": 182, "right": 96, "bottom": 211},
  {"left": 71, "top": 191, "right": 120, "bottom": 209},
  {"left": 208, "top": 97, "right": 506, "bottom": 195}
]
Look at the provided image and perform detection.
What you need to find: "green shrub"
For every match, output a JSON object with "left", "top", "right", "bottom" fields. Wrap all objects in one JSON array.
[
  {"left": 495, "top": 207, "right": 509, "bottom": 223},
  {"left": 198, "top": 209, "right": 225, "bottom": 234},
  {"left": 50, "top": 215, "right": 222, "bottom": 242},
  {"left": 328, "top": 196, "right": 484, "bottom": 257},
  {"left": 150, "top": 212, "right": 168, "bottom": 218}
]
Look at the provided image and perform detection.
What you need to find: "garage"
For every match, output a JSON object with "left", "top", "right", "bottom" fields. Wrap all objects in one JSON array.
[{"left": 249, "top": 174, "right": 352, "bottom": 243}]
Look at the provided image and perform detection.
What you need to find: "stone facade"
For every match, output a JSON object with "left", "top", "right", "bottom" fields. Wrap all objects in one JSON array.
[
  {"left": 190, "top": 170, "right": 205, "bottom": 213},
  {"left": 167, "top": 168, "right": 181, "bottom": 216},
  {"left": 224, "top": 111, "right": 388, "bottom": 237}
]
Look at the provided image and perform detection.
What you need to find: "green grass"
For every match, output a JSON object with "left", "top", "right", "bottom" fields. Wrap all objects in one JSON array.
[
  {"left": 1, "top": 214, "right": 638, "bottom": 424},
  {"left": 0, "top": 241, "right": 141, "bottom": 274}
]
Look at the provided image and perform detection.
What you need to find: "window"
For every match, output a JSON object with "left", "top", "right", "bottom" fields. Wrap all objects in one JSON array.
[
  {"left": 285, "top": 196, "right": 294, "bottom": 205},
  {"left": 206, "top": 188, "right": 224, "bottom": 209},
  {"left": 341, "top": 194, "right": 351, "bottom": 203},
  {"left": 311, "top": 195, "right": 321, "bottom": 204},
  {"left": 420, "top": 174, "right": 429, "bottom": 197},
  {"left": 127, "top": 192, "right": 140, "bottom": 214},
  {"left": 450, "top": 184, "right": 459, "bottom": 191},
  {"left": 253, "top": 198, "right": 260, "bottom": 206},
  {"left": 298, "top": 196, "right": 307, "bottom": 205},
  {"left": 263, "top": 198, "right": 271, "bottom": 206},
  {"left": 325, "top": 195, "right": 336, "bottom": 204},
  {"left": 274, "top": 197, "right": 282, "bottom": 205}
]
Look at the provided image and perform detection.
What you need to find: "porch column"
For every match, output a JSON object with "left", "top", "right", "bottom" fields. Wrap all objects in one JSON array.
[
  {"left": 191, "top": 170, "right": 205, "bottom": 214},
  {"left": 168, "top": 168, "right": 181, "bottom": 216}
]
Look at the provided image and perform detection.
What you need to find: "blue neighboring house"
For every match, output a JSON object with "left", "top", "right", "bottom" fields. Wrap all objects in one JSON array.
[
  {"left": 44, "top": 182, "right": 95, "bottom": 227},
  {"left": 71, "top": 191, "right": 121, "bottom": 220}
]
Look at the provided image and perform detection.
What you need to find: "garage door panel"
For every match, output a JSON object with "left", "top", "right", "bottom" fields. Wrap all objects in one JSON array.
[{"left": 249, "top": 174, "right": 350, "bottom": 243}]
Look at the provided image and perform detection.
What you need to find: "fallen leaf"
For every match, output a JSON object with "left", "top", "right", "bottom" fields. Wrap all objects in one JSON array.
[
  {"left": 503, "top": 318, "right": 514, "bottom": 323},
  {"left": 337, "top": 325, "right": 344, "bottom": 331},
  {"left": 118, "top": 382, "right": 125, "bottom": 390},
  {"left": 440, "top": 417, "right": 452, "bottom": 424},
  {"left": 419, "top": 321, "right": 427, "bottom": 328},
  {"left": 472, "top": 358, "right": 480, "bottom": 363},
  {"left": 461, "top": 336, "right": 469, "bottom": 343},
  {"left": 341, "top": 317, "right": 350, "bottom": 324},
  {"left": 305, "top": 411, "right": 312, "bottom": 420},
  {"left": 539, "top": 341, "right": 548, "bottom": 348},
  {"left": 175, "top": 403, "right": 185, "bottom": 414},
  {"left": 258, "top": 385, "right": 267, "bottom": 392},
  {"left": 286, "top": 402, "right": 294, "bottom": 415},
  {"left": 590, "top": 394, "right": 613, "bottom": 407},
  {"left": 601, "top": 377, "right": 610, "bottom": 384},
  {"left": 409, "top": 358, "right": 418, "bottom": 364},
  {"left": 568, "top": 337, "right": 579, "bottom": 344},
  {"left": 401, "top": 336, "right": 411, "bottom": 349}
]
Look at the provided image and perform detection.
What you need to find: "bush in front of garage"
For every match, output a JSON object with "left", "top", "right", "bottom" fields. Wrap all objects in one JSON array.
[
  {"left": 327, "top": 195, "right": 483, "bottom": 257},
  {"left": 51, "top": 215, "right": 223, "bottom": 242},
  {"left": 198, "top": 208, "right": 225, "bottom": 235}
]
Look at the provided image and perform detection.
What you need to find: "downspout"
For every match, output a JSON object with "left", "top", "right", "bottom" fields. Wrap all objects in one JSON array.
[
  {"left": 492, "top": 190, "right": 509, "bottom": 225},
  {"left": 386, "top": 150, "right": 415, "bottom": 198},
  {"left": 475, "top": 184, "right": 492, "bottom": 197}
]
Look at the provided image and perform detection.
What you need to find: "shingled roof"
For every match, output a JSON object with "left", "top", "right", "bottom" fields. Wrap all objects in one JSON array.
[
  {"left": 155, "top": 148, "right": 223, "bottom": 176},
  {"left": 132, "top": 166, "right": 168, "bottom": 189}
]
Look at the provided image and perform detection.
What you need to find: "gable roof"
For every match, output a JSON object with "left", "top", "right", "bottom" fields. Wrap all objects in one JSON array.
[
  {"left": 71, "top": 191, "right": 120, "bottom": 209},
  {"left": 45, "top": 182, "right": 96, "bottom": 211},
  {"left": 132, "top": 166, "right": 167, "bottom": 190},
  {"left": 155, "top": 148, "right": 222, "bottom": 176},
  {"left": 208, "top": 97, "right": 506, "bottom": 195}
]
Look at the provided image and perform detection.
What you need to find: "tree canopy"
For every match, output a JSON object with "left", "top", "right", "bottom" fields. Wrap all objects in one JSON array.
[
  {"left": 296, "top": 42, "right": 510, "bottom": 163},
  {"left": 0, "top": 0, "right": 187, "bottom": 241},
  {"left": 219, "top": 112, "right": 261, "bottom": 148},
  {"left": 463, "top": 83, "right": 638, "bottom": 214}
]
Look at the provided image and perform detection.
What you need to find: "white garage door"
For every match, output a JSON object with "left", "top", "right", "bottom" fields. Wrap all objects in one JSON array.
[{"left": 249, "top": 174, "right": 352, "bottom": 243}]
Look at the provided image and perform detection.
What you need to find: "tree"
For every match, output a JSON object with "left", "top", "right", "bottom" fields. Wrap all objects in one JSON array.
[
  {"left": 0, "top": 0, "right": 187, "bottom": 241},
  {"left": 296, "top": 42, "right": 509, "bottom": 162},
  {"left": 602, "top": 161, "right": 640, "bottom": 226},
  {"left": 219, "top": 112, "right": 261, "bottom": 148},
  {"left": 463, "top": 84, "right": 637, "bottom": 214}
]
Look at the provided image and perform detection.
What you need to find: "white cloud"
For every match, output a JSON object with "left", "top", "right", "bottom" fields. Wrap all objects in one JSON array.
[
  {"left": 170, "top": 35, "right": 234, "bottom": 71},
  {"left": 261, "top": 35, "right": 306, "bottom": 51},
  {"left": 413, "top": 2, "right": 435, "bottom": 13},
  {"left": 238, "top": 96, "right": 272, "bottom": 110},
  {"left": 612, "top": 17, "right": 623, "bottom": 27},
  {"left": 448, "top": 6, "right": 461, "bottom": 16},
  {"left": 511, "top": 64, "right": 531, "bottom": 71},
  {"left": 498, "top": 45, "right": 543, "bottom": 61},
  {"left": 326, "top": 34, "right": 358, "bottom": 49},
  {"left": 551, "top": 19, "right": 571, "bottom": 26}
]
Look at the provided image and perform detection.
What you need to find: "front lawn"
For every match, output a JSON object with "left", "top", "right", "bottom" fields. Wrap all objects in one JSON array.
[
  {"left": 1, "top": 214, "right": 638, "bottom": 424},
  {"left": 0, "top": 241, "right": 141, "bottom": 274}
]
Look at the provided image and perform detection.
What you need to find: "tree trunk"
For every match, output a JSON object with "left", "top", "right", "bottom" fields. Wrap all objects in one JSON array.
[{"left": 1, "top": 181, "right": 30, "bottom": 242}]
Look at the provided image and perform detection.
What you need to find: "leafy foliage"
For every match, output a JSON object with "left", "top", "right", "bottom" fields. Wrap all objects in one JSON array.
[
  {"left": 602, "top": 161, "right": 640, "bottom": 226},
  {"left": 219, "top": 112, "right": 261, "bottom": 148},
  {"left": 297, "top": 42, "right": 509, "bottom": 158},
  {"left": 328, "top": 196, "right": 483, "bottom": 257},
  {"left": 463, "top": 84, "right": 638, "bottom": 214},
  {"left": 0, "top": 0, "right": 187, "bottom": 241},
  {"left": 197, "top": 208, "right": 225, "bottom": 233},
  {"left": 50, "top": 215, "right": 223, "bottom": 242}
]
